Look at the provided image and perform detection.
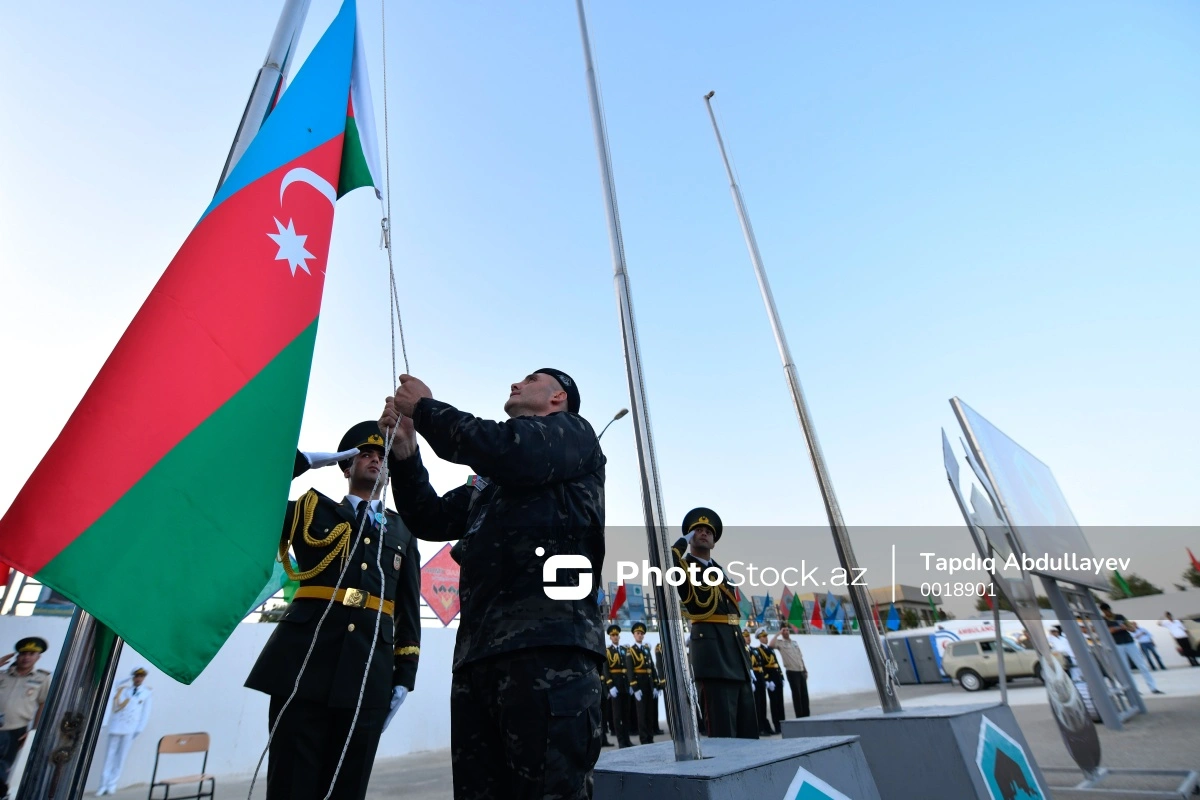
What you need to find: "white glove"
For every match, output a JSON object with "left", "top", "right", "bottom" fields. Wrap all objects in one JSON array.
[
  {"left": 684, "top": 530, "right": 696, "bottom": 543},
  {"left": 304, "top": 448, "right": 360, "bottom": 469},
  {"left": 609, "top": 687, "right": 618, "bottom": 698},
  {"left": 382, "top": 686, "right": 408, "bottom": 732},
  {"left": 767, "top": 681, "right": 776, "bottom": 692},
  {"left": 628, "top": 686, "right": 634, "bottom": 695},
  {"left": 654, "top": 689, "right": 661, "bottom": 699},
  {"left": 750, "top": 672, "right": 757, "bottom": 686},
  {"left": 635, "top": 690, "right": 643, "bottom": 702}
]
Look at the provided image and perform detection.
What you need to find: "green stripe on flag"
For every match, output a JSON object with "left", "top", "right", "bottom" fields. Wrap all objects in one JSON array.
[
  {"left": 38, "top": 322, "right": 319, "bottom": 683},
  {"left": 338, "top": 116, "right": 374, "bottom": 198}
]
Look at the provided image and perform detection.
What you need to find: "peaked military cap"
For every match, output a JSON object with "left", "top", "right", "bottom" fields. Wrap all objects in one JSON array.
[
  {"left": 682, "top": 507, "right": 722, "bottom": 542},
  {"left": 338, "top": 421, "right": 387, "bottom": 470},
  {"left": 132, "top": 667, "right": 148, "bottom": 677},
  {"left": 631, "top": 621, "right": 647, "bottom": 634},
  {"left": 606, "top": 624, "right": 622, "bottom": 636},
  {"left": 16, "top": 637, "right": 48, "bottom": 654}
]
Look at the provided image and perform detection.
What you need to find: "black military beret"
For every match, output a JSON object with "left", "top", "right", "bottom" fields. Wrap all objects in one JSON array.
[
  {"left": 631, "top": 621, "right": 647, "bottom": 634},
  {"left": 338, "top": 421, "right": 387, "bottom": 470},
  {"left": 16, "top": 637, "right": 48, "bottom": 654},
  {"left": 682, "top": 507, "right": 722, "bottom": 542},
  {"left": 533, "top": 368, "right": 581, "bottom": 414},
  {"left": 606, "top": 624, "right": 622, "bottom": 636}
]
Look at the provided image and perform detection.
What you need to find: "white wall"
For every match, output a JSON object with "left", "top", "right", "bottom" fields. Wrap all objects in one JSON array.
[{"left": 2, "top": 619, "right": 874, "bottom": 790}]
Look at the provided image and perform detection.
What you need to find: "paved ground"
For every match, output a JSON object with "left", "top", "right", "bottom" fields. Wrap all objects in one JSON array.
[{"left": 103, "top": 666, "right": 1200, "bottom": 799}]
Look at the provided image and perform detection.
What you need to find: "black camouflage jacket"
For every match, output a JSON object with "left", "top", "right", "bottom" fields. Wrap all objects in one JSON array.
[{"left": 390, "top": 398, "right": 606, "bottom": 670}]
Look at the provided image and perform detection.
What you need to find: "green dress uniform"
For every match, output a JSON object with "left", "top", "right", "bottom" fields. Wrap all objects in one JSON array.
[
  {"left": 627, "top": 623, "right": 658, "bottom": 745},
  {"left": 750, "top": 645, "right": 772, "bottom": 734},
  {"left": 671, "top": 509, "right": 758, "bottom": 740},
  {"left": 245, "top": 424, "right": 422, "bottom": 800},
  {"left": 602, "top": 627, "right": 634, "bottom": 749},
  {"left": 652, "top": 642, "right": 666, "bottom": 735},
  {"left": 757, "top": 639, "right": 786, "bottom": 734}
]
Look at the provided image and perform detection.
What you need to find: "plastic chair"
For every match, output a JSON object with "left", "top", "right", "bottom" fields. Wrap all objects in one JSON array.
[{"left": 147, "top": 732, "right": 215, "bottom": 800}]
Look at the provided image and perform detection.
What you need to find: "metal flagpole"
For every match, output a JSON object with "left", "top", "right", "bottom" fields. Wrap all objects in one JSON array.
[
  {"left": 575, "top": 0, "right": 702, "bottom": 760},
  {"left": 703, "top": 92, "right": 900, "bottom": 712},
  {"left": 217, "top": 0, "right": 314, "bottom": 191},
  {"left": 18, "top": 5, "right": 314, "bottom": 798}
]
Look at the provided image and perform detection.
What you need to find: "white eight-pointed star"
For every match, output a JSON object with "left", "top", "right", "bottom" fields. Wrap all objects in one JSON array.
[{"left": 267, "top": 217, "right": 315, "bottom": 276}]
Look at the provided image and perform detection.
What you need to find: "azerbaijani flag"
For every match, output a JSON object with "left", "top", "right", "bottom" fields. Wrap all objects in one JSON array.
[{"left": 0, "top": 1, "right": 379, "bottom": 684}]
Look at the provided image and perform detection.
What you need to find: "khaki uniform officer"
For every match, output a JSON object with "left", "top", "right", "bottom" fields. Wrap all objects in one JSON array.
[{"left": 0, "top": 637, "right": 52, "bottom": 798}]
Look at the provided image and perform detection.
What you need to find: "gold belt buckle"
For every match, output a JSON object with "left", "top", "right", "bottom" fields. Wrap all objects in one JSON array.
[{"left": 342, "top": 588, "right": 367, "bottom": 609}]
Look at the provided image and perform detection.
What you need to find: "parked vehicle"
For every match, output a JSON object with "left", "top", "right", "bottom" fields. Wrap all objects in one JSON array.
[{"left": 942, "top": 637, "right": 1045, "bottom": 692}]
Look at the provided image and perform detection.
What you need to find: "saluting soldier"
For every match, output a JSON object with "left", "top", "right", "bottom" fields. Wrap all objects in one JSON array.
[
  {"left": 0, "top": 637, "right": 52, "bottom": 800},
  {"left": 756, "top": 629, "right": 785, "bottom": 734},
  {"left": 246, "top": 422, "right": 422, "bottom": 800},
  {"left": 627, "top": 622, "right": 659, "bottom": 745},
  {"left": 670, "top": 509, "right": 758, "bottom": 739},
  {"left": 97, "top": 666, "right": 154, "bottom": 795},
  {"left": 603, "top": 624, "right": 634, "bottom": 748}
]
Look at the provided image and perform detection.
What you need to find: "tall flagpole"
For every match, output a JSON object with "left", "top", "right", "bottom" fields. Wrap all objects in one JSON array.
[
  {"left": 575, "top": 0, "right": 702, "bottom": 760},
  {"left": 217, "top": 0, "right": 314, "bottom": 190},
  {"left": 703, "top": 91, "right": 900, "bottom": 713},
  {"left": 17, "top": 5, "right": 314, "bottom": 798}
]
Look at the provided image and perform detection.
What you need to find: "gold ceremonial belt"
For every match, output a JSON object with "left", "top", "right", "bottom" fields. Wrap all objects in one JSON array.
[
  {"left": 689, "top": 614, "right": 741, "bottom": 626},
  {"left": 634, "top": 669, "right": 652, "bottom": 674},
  {"left": 293, "top": 587, "right": 394, "bottom": 617}
]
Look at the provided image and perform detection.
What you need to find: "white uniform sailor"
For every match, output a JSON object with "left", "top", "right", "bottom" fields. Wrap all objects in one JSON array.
[{"left": 97, "top": 667, "right": 153, "bottom": 796}]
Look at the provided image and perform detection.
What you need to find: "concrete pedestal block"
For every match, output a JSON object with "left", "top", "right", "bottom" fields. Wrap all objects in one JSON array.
[
  {"left": 782, "top": 703, "right": 1049, "bottom": 800},
  {"left": 595, "top": 735, "right": 882, "bottom": 799}
]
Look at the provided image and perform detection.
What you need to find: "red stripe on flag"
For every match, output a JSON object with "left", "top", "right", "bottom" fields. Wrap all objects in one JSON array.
[
  {"left": 609, "top": 583, "right": 627, "bottom": 620},
  {"left": 1189, "top": 548, "right": 1200, "bottom": 574},
  {"left": 0, "top": 137, "right": 343, "bottom": 573}
]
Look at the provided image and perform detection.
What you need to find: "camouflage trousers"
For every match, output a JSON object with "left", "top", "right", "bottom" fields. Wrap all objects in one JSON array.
[{"left": 451, "top": 647, "right": 603, "bottom": 800}]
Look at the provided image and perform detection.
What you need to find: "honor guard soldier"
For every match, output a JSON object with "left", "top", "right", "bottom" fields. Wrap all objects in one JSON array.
[
  {"left": 756, "top": 629, "right": 785, "bottom": 734},
  {"left": 98, "top": 667, "right": 153, "bottom": 795},
  {"left": 748, "top": 631, "right": 772, "bottom": 734},
  {"left": 670, "top": 509, "right": 758, "bottom": 739},
  {"left": 603, "top": 625, "right": 634, "bottom": 748},
  {"left": 0, "top": 637, "right": 51, "bottom": 799},
  {"left": 246, "top": 421, "right": 422, "bottom": 800},
  {"left": 652, "top": 641, "right": 666, "bottom": 735},
  {"left": 627, "top": 622, "right": 659, "bottom": 745}
]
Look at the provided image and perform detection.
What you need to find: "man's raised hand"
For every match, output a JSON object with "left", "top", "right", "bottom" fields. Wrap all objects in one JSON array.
[{"left": 380, "top": 397, "right": 418, "bottom": 460}]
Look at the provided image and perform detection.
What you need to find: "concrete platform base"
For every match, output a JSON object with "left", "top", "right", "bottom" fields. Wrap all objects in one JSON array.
[
  {"left": 595, "top": 735, "right": 881, "bottom": 799},
  {"left": 782, "top": 703, "right": 1049, "bottom": 800}
]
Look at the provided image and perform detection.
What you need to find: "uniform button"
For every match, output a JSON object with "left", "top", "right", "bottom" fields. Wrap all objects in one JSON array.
[
  {"left": 324, "top": 528, "right": 329, "bottom": 533},
  {"left": 364, "top": 537, "right": 371, "bottom": 544},
  {"left": 348, "top": 624, "right": 356, "bottom": 632},
  {"left": 361, "top": 563, "right": 368, "bottom": 570}
]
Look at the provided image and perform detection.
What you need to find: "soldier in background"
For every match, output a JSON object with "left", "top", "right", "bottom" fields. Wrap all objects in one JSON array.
[
  {"left": 670, "top": 509, "right": 757, "bottom": 739},
  {"left": 97, "top": 667, "right": 154, "bottom": 795},
  {"left": 0, "top": 637, "right": 51, "bottom": 800},
  {"left": 757, "top": 629, "right": 785, "bottom": 734},
  {"left": 652, "top": 642, "right": 666, "bottom": 735},
  {"left": 627, "top": 622, "right": 658, "bottom": 745},
  {"left": 748, "top": 631, "right": 772, "bottom": 735},
  {"left": 246, "top": 422, "right": 422, "bottom": 800},
  {"left": 602, "top": 625, "right": 632, "bottom": 748},
  {"left": 770, "top": 625, "right": 809, "bottom": 718}
]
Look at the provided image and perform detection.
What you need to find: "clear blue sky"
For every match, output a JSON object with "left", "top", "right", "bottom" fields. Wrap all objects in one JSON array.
[{"left": 1, "top": 1, "right": 1197, "bottom": 613}]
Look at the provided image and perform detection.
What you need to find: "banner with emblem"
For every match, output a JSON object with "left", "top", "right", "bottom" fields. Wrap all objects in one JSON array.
[{"left": 420, "top": 543, "right": 461, "bottom": 626}]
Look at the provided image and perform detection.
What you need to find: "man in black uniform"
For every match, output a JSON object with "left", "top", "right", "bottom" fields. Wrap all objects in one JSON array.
[
  {"left": 246, "top": 422, "right": 422, "bottom": 800},
  {"left": 670, "top": 508, "right": 757, "bottom": 739},
  {"left": 748, "top": 630, "right": 772, "bottom": 735},
  {"left": 756, "top": 629, "right": 785, "bottom": 734},
  {"left": 382, "top": 368, "right": 606, "bottom": 800},
  {"left": 627, "top": 622, "right": 659, "bottom": 745},
  {"left": 602, "top": 624, "right": 633, "bottom": 749}
]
